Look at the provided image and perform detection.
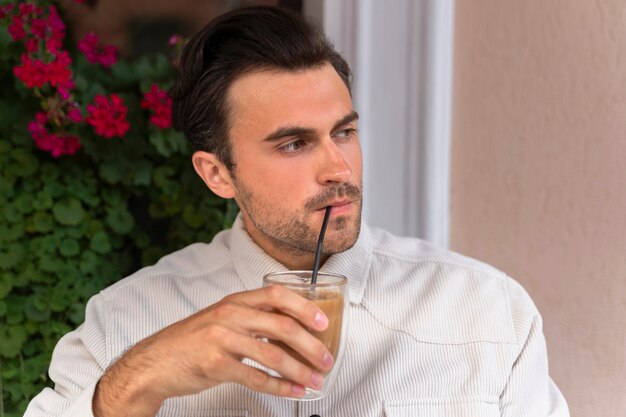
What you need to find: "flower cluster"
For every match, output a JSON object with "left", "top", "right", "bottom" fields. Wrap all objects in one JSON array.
[
  {"left": 28, "top": 111, "right": 81, "bottom": 157},
  {"left": 1, "top": 1, "right": 135, "bottom": 156},
  {"left": 8, "top": 4, "right": 74, "bottom": 96},
  {"left": 86, "top": 94, "right": 130, "bottom": 138},
  {"left": 141, "top": 84, "right": 172, "bottom": 129},
  {"left": 2, "top": 1, "right": 177, "bottom": 158},
  {"left": 78, "top": 32, "right": 118, "bottom": 68}
]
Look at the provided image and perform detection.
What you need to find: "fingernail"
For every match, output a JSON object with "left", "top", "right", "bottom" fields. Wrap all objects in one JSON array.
[
  {"left": 314, "top": 311, "right": 328, "bottom": 329},
  {"left": 323, "top": 352, "right": 334, "bottom": 369},
  {"left": 292, "top": 384, "right": 305, "bottom": 396},
  {"left": 311, "top": 372, "right": 324, "bottom": 389}
]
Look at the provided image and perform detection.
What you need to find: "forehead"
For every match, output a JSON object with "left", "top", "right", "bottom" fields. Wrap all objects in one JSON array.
[{"left": 226, "top": 63, "right": 354, "bottom": 140}]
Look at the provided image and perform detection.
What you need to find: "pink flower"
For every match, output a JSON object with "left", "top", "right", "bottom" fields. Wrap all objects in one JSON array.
[
  {"left": 28, "top": 112, "right": 81, "bottom": 157},
  {"left": 13, "top": 54, "right": 47, "bottom": 89},
  {"left": 86, "top": 94, "right": 130, "bottom": 138},
  {"left": 168, "top": 34, "right": 182, "bottom": 47},
  {"left": 148, "top": 106, "right": 172, "bottom": 129},
  {"left": 78, "top": 32, "right": 118, "bottom": 68},
  {"left": 0, "top": 4, "right": 14, "bottom": 19},
  {"left": 99, "top": 45, "right": 118, "bottom": 68},
  {"left": 141, "top": 84, "right": 172, "bottom": 129},
  {"left": 45, "top": 6, "right": 65, "bottom": 55},
  {"left": 67, "top": 104, "right": 82, "bottom": 123},
  {"left": 46, "top": 5, "right": 65, "bottom": 34},
  {"left": 78, "top": 32, "right": 98, "bottom": 62},
  {"left": 35, "top": 111, "right": 48, "bottom": 125},
  {"left": 18, "top": 3, "right": 39, "bottom": 18},
  {"left": 25, "top": 38, "right": 39, "bottom": 53},
  {"left": 45, "top": 36, "right": 63, "bottom": 55},
  {"left": 47, "top": 51, "right": 73, "bottom": 88},
  {"left": 8, "top": 16, "right": 26, "bottom": 41},
  {"left": 58, "top": 87, "right": 71, "bottom": 100},
  {"left": 30, "top": 18, "right": 47, "bottom": 39}
]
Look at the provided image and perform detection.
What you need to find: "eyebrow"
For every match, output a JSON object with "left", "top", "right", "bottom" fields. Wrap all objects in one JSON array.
[{"left": 262, "top": 110, "right": 359, "bottom": 142}]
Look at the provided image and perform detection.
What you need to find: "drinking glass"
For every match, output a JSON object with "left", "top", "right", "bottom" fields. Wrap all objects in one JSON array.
[{"left": 263, "top": 271, "right": 349, "bottom": 401}]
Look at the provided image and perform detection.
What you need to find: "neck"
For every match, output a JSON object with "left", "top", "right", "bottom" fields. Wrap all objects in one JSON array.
[{"left": 240, "top": 216, "right": 329, "bottom": 270}]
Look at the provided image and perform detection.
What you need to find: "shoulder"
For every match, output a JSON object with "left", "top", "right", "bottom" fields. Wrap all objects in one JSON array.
[
  {"left": 362, "top": 226, "right": 538, "bottom": 345},
  {"left": 80, "top": 228, "right": 240, "bottom": 356},
  {"left": 90, "top": 228, "right": 241, "bottom": 330}
]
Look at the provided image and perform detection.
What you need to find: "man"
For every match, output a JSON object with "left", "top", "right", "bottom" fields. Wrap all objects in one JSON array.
[{"left": 25, "top": 6, "right": 569, "bottom": 417}]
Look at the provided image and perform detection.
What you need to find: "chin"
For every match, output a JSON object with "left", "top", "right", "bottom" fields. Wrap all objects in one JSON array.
[{"left": 325, "top": 225, "right": 360, "bottom": 254}]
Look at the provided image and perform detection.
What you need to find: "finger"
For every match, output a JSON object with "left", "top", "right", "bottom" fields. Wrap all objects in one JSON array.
[
  {"left": 233, "top": 285, "right": 329, "bottom": 331},
  {"left": 226, "top": 356, "right": 306, "bottom": 398},
  {"left": 223, "top": 330, "right": 325, "bottom": 391},
  {"left": 208, "top": 302, "right": 331, "bottom": 372}
]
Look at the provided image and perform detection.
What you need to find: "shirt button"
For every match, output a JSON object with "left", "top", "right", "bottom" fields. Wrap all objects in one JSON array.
[{"left": 310, "top": 415, "right": 321, "bottom": 417}]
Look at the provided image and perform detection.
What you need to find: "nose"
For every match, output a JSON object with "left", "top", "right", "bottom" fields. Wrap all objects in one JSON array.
[{"left": 316, "top": 139, "right": 352, "bottom": 185}]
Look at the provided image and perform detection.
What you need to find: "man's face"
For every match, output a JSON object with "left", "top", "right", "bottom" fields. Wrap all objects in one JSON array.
[{"left": 226, "top": 63, "right": 363, "bottom": 267}]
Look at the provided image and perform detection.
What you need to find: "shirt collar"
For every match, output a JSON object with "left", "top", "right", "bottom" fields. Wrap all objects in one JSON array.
[{"left": 229, "top": 214, "right": 372, "bottom": 305}]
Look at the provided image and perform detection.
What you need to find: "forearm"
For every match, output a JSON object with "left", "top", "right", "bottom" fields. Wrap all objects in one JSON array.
[{"left": 93, "top": 344, "right": 166, "bottom": 417}]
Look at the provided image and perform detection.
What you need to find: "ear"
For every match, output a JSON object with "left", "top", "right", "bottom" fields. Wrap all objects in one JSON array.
[{"left": 192, "top": 151, "right": 236, "bottom": 199}]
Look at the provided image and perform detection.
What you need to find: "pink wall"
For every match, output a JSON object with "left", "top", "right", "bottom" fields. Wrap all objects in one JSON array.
[{"left": 450, "top": 1, "right": 626, "bottom": 416}]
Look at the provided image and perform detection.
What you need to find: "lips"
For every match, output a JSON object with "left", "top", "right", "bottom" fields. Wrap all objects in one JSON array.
[{"left": 319, "top": 200, "right": 353, "bottom": 215}]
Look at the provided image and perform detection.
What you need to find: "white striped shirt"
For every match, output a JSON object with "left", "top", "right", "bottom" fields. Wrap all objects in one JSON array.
[{"left": 25, "top": 217, "right": 569, "bottom": 417}]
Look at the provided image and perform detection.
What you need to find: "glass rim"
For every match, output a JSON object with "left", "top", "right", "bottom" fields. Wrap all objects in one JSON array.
[{"left": 263, "top": 270, "right": 347, "bottom": 288}]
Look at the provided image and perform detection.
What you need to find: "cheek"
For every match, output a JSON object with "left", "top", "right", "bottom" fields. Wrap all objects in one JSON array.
[{"left": 347, "top": 144, "right": 363, "bottom": 178}]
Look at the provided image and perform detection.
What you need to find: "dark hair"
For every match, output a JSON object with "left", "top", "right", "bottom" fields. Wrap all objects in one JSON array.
[{"left": 171, "top": 5, "right": 352, "bottom": 171}]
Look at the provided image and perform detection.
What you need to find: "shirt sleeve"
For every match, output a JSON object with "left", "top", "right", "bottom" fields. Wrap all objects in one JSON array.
[
  {"left": 500, "top": 277, "right": 570, "bottom": 417},
  {"left": 24, "top": 294, "right": 109, "bottom": 417}
]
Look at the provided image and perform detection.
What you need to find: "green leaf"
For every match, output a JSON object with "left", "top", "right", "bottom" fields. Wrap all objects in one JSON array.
[
  {"left": 99, "top": 159, "right": 124, "bottom": 184},
  {"left": 111, "top": 60, "right": 136, "bottom": 85},
  {"left": 4, "top": 223, "right": 24, "bottom": 242},
  {"left": 44, "top": 181, "right": 65, "bottom": 198},
  {"left": 0, "top": 243, "right": 24, "bottom": 270},
  {"left": 90, "top": 231, "right": 111, "bottom": 254},
  {"left": 52, "top": 197, "right": 85, "bottom": 226},
  {"left": 133, "top": 159, "right": 153, "bottom": 186},
  {"left": 0, "top": 172, "right": 16, "bottom": 195},
  {"left": 64, "top": 222, "right": 88, "bottom": 239},
  {"left": 41, "top": 162, "right": 60, "bottom": 181},
  {"left": 182, "top": 204, "right": 206, "bottom": 229},
  {"left": 101, "top": 188, "right": 124, "bottom": 208},
  {"left": 24, "top": 298, "right": 50, "bottom": 322},
  {"left": 149, "top": 130, "right": 187, "bottom": 157},
  {"left": 32, "top": 189, "right": 53, "bottom": 210},
  {"left": 106, "top": 206, "right": 134, "bottom": 235},
  {"left": 15, "top": 193, "right": 34, "bottom": 214},
  {"left": 0, "top": 272, "right": 13, "bottom": 297},
  {"left": 59, "top": 238, "right": 80, "bottom": 257},
  {"left": 3, "top": 202, "right": 23, "bottom": 223},
  {"left": 79, "top": 250, "right": 98, "bottom": 274},
  {"left": 0, "top": 325, "right": 28, "bottom": 358},
  {"left": 153, "top": 165, "right": 178, "bottom": 194},
  {"left": 0, "top": 138, "right": 11, "bottom": 154},
  {"left": 9, "top": 148, "right": 39, "bottom": 177},
  {"left": 31, "top": 211, "right": 54, "bottom": 233},
  {"left": 0, "top": 223, "right": 24, "bottom": 242},
  {"left": 38, "top": 254, "right": 62, "bottom": 273},
  {"left": 17, "top": 262, "right": 44, "bottom": 285}
]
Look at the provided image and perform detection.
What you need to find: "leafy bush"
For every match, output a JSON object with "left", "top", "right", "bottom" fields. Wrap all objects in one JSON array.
[{"left": 0, "top": 1, "right": 235, "bottom": 414}]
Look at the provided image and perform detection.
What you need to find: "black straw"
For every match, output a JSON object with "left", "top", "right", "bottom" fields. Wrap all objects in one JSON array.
[{"left": 311, "top": 206, "right": 332, "bottom": 284}]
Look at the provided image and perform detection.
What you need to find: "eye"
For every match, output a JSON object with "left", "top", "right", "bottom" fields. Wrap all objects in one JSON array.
[
  {"left": 333, "top": 128, "right": 358, "bottom": 141},
  {"left": 277, "top": 139, "right": 306, "bottom": 154}
]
